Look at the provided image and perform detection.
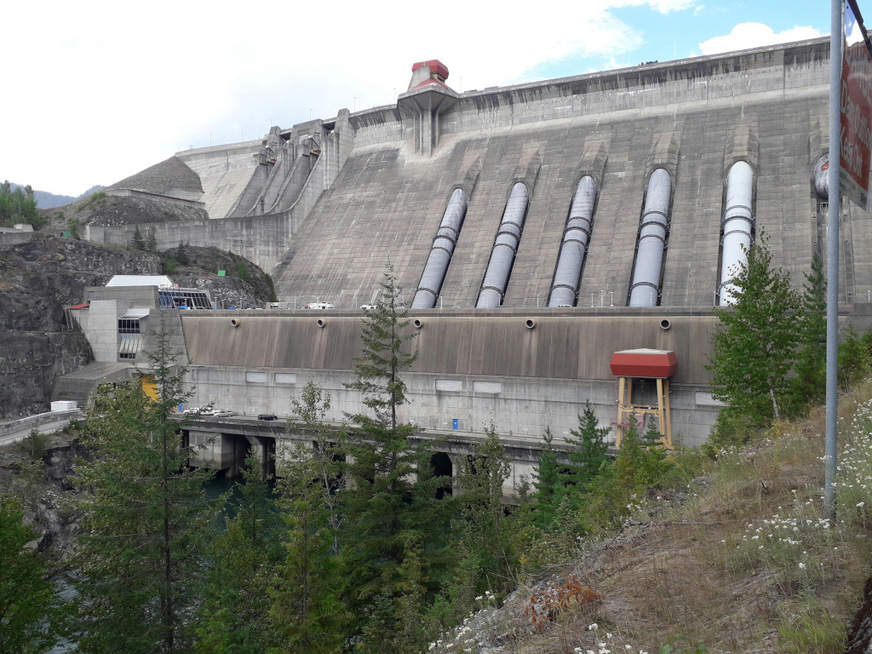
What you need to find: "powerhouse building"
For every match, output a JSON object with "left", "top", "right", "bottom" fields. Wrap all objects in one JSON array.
[{"left": 65, "top": 37, "right": 872, "bottom": 466}]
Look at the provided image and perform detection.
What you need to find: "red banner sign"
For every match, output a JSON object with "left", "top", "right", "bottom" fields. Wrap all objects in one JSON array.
[{"left": 841, "top": 0, "right": 872, "bottom": 210}]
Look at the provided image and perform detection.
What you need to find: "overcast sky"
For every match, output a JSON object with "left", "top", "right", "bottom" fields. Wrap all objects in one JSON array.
[{"left": 2, "top": 0, "right": 828, "bottom": 197}]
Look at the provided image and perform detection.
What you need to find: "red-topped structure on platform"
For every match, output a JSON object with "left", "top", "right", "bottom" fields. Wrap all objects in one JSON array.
[
  {"left": 610, "top": 348, "right": 678, "bottom": 378},
  {"left": 610, "top": 349, "right": 677, "bottom": 449}
]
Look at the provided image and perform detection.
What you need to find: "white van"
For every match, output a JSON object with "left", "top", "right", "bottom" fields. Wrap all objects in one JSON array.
[{"left": 304, "top": 302, "right": 335, "bottom": 310}]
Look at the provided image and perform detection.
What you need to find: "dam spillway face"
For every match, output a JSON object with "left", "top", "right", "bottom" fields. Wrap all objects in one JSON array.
[
  {"left": 207, "top": 40, "right": 842, "bottom": 311},
  {"left": 90, "top": 39, "right": 872, "bottom": 449},
  {"left": 110, "top": 39, "right": 857, "bottom": 312}
]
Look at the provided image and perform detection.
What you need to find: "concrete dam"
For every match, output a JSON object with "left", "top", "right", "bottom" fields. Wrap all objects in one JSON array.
[{"left": 72, "top": 37, "right": 872, "bottom": 479}]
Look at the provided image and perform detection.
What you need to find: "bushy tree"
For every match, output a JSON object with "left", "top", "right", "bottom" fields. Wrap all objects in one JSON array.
[
  {"left": 0, "top": 181, "right": 43, "bottom": 229},
  {"left": 837, "top": 324, "right": 872, "bottom": 390},
  {"left": 613, "top": 416, "right": 649, "bottom": 505},
  {"left": 175, "top": 241, "right": 189, "bottom": 265},
  {"left": 69, "top": 315, "right": 215, "bottom": 653},
  {"left": 234, "top": 262, "right": 251, "bottom": 283},
  {"left": 708, "top": 233, "right": 799, "bottom": 443}
]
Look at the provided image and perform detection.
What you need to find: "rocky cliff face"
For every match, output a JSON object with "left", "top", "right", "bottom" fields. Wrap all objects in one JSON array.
[
  {"left": 0, "top": 234, "right": 274, "bottom": 418},
  {"left": 0, "top": 235, "right": 156, "bottom": 418}
]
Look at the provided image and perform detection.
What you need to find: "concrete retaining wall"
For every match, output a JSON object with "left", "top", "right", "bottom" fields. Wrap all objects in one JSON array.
[{"left": 180, "top": 308, "right": 723, "bottom": 447}]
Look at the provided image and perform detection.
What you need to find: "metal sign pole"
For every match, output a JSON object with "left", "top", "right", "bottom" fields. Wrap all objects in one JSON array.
[{"left": 825, "top": 0, "right": 843, "bottom": 519}]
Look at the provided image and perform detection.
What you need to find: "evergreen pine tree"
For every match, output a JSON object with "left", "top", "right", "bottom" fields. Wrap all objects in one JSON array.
[
  {"left": 344, "top": 261, "right": 417, "bottom": 431},
  {"left": 0, "top": 495, "right": 57, "bottom": 653},
  {"left": 642, "top": 414, "right": 662, "bottom": 447},
  {"left": 69, "top": 314, "right": 215, "bottom": 653},
  {"left": 339, "top": 263, "right": 448, "bottom": 652},
  {"left": 707, "top": 232, "right": 799, "bottom": 442},
  {"left": 147, "top": 226, "right": 158, "bottom": 253},
  {"left": 791, "top": 252, "right": 827, "bottom": 409},
  {"left": 132, "top": 225, "right": 145, "bottom": 250},
  {"left": 563, "top": 401, "right": 610, "bottom": 492},
  {"left": 269, "top": 382, "right": 346, "bottom": 654},
  {"left": 532, "top": 426, "right": 561, "bottom": 526},
  {"left": 195, "top": 456, "right": 282, "bottom": 653}
]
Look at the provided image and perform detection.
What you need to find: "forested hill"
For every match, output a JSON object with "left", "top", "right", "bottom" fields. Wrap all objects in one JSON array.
[{"left": 7, "top": 182, "right": 103, "bottom": 209}]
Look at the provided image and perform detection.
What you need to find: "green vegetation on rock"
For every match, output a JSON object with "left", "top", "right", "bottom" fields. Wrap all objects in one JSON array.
[{"left": 0, "top": 181, "right": 46, "bottom": 230}]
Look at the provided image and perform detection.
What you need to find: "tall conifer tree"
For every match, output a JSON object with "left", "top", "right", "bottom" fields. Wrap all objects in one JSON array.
[
  {"left": 792, "top": 252, "right": 827, "bottom": 409},
  {"left": 69, "top": 314, "right": 215, "bottom": 653},
  {"left": 708, "top": 232, "right": 799, "bottom": 439},
  {"left": 196, "top": 456, "right": 281, "bottom": 653},
  {"left": 339, "top": 263, "right": 448, "bottom": 652},
  {"left": 0, "top": 495, "right": 56, "bottom": 653},
  {"left": 269, "top": 382, "right": 346, "bottom": 654},
  {"left": 563, "top": 402, "right": 610, "bottom": 492}
]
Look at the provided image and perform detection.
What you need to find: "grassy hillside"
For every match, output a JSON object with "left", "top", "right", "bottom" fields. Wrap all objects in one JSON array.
[{"left": 437, "top": 386, "right": 872, "bottom": 653}]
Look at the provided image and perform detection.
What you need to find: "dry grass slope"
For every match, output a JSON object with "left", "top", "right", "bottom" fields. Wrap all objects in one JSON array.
[{"left": 436, "top": 383, "right": 872, "bottom": 654}]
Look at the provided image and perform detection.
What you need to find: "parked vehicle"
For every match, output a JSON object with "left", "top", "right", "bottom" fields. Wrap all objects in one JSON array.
[
  {"left": 303, "top": 302, "right": 335, "bottom": 310},
  {"left": 212, "top": 409, "right": 234, "bottom": 417},
  {"left": 257, "top": 413, "right": 278, "bottom": 421},
  {"left": 183, "top": 404, "right": 213, "bottom": 416}
]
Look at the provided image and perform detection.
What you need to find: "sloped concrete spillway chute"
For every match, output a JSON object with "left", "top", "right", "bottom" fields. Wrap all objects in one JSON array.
[
  {"left": 476, "top": 183, "right": 530, "bottom": 308},
  {"left": 719, "top": 160, "right": 755, "bottom": 306},
  {"left": 548, "top": 175, "right": 598, "bottom": 307},
  {"left": 412, "top": 188, "right": 469, "bottom": 308},
  {"left": 629, "top": 168, "right": 672, "bottom": 307}
]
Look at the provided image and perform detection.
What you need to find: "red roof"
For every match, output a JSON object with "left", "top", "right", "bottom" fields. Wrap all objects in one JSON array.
[
  {"left": 68, "top": 303, "right": 90, "bottom": 310},
  {"left": 412, "top": 59, "right": 449, "bottom": 81},
  {"left": 610, "top": 349, "right": 677, "bottom": 378}
]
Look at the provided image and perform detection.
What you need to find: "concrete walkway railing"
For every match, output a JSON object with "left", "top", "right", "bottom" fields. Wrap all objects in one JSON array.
[{"left": 0, "top": 409, "right": 84, "bottom": 445}]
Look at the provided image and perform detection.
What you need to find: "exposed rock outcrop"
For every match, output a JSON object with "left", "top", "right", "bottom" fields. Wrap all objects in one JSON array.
[
  {"left": 0, "top": 234, "right": 273, "bottom": 417},
  {"left": 0, "top": 235, "right": 158, "bottom": 418}
]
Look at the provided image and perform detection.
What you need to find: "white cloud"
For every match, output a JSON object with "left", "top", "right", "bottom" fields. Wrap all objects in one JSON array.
[
  {"left": 612, "top": 0, "right": 698, "bottom": 13},
  {"left": 699, "top": 22, "right": 823, "bottom": 55},
  {"left": 2, "top": 0, "right": 703, "bottom": 196}
]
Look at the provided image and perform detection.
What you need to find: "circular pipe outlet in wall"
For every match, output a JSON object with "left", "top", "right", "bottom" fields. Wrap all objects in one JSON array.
[
  {"left": 525, "top": 318, "right": 536, "bottom": 329},
  {"left": 230, "top": 318, "right": 241, "bottom": 328},
  {"left": 413, "top": 319, "right": 423, "bottom": 329},
  {"left": 659, "top": 318, "right": 671, "bottom": 331},
  {"left": 316, "top": 318, "right": 326, "bottom": 328}
]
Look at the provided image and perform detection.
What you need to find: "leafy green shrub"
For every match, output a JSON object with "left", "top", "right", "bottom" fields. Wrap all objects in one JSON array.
[
  {"left": 705, "top": 409, "right": 766, "bottom": 453},
  {"left": 79, "top": 190, "right": 107, "bottom": 211},
  {"left": 235, "top": 262, "right": 251, "bottom": 283},
  {"left": 19, "top": 429, "right": 48, "bottom": 461},
  {"left": 838, "top": 325, "right": 872, "bottom": 390}
]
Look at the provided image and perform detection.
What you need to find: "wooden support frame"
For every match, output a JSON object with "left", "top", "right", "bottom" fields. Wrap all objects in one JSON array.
[{"left": 614, "top": 376, "right": 673, "bottom": 450}]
